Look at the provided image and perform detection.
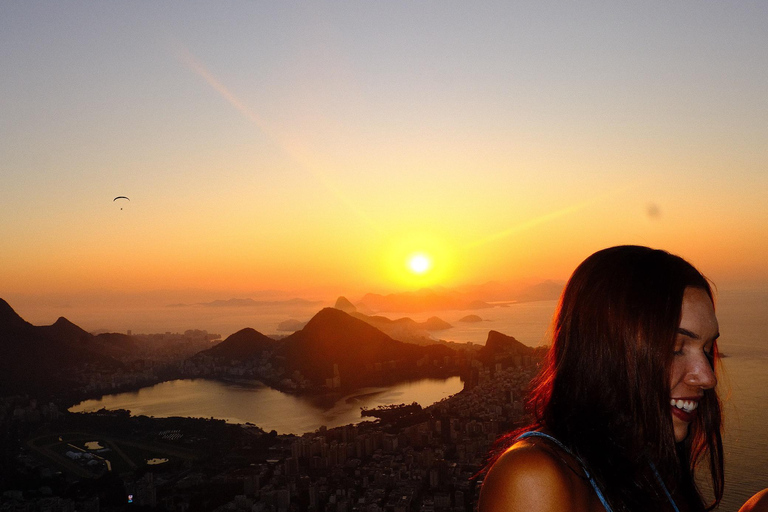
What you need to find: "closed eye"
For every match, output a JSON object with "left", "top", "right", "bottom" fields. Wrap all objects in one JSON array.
[{"left": 704, "top": 343, "right": 716, "bottom": 363}]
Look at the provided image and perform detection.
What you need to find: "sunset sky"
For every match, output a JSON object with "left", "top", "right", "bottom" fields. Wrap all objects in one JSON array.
[{"left": 2, "top": 2, "right": 768, "bottom": 321}]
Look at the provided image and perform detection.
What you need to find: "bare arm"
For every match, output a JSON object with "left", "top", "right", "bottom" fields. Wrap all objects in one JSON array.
[{"left": 478, "top": 443, "right": 590, "bottom": 512}]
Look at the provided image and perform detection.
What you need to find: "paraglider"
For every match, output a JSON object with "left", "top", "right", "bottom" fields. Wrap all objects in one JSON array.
[{"left": 114, "top": 196, "right": 130, "bottom": 210}]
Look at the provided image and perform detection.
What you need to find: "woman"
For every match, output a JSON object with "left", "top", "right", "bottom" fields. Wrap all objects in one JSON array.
[{"left": 478, "top": 246, "right": 767, "bottom": 512}]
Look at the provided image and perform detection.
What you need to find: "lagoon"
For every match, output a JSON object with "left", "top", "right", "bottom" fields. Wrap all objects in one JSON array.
[{"left": 70, "top": 376, "right": 464, "bottom": 435}]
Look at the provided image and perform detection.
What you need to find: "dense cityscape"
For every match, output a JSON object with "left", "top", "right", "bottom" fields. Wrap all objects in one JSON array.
[{"left": 1, "top": 364, "right": 538, "bottom": 512}]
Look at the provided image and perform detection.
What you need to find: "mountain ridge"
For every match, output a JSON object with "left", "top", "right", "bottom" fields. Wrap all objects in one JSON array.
[
  {"left": 276, "top": 308, "right": 454, "bottom": 389},
  {"left": 0, "top": 298, "right": 123, "bottom": 394}
]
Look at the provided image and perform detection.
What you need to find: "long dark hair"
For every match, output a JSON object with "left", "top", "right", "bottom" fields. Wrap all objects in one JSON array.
[{"left": 490, "top": 246, "right": 724, "bottom": 511}]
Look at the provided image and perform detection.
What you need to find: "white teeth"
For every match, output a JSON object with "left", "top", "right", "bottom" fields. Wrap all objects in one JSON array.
[{"left": 670, "top": 399, "right": 699, "bottom": 413}]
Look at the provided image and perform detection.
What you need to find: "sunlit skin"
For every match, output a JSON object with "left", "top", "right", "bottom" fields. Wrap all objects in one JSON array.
[{"left": 670, "top": 287, "right": 719, "bottom": 442}]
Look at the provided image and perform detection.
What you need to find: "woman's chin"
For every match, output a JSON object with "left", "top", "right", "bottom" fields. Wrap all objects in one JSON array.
[{"left": 673, "top": 424, "right": 689, "bottom": 442}]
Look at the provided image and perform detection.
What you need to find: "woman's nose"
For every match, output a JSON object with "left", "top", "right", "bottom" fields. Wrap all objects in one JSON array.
[{"left": 684, "top": 355, "right": 717, "bottom": 389}]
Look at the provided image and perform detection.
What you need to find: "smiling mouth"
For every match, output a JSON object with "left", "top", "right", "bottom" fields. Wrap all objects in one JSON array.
[{"left": 670, "top": 399, "right": 699, "bottom": 413}]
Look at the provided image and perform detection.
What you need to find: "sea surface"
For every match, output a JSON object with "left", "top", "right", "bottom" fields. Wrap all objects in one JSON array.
[
  {"left": 70, "top": 288, "right": 768, "bottom": 511},
  {"left": 708, "top": 289, "right": 768, "bottom": 511}
]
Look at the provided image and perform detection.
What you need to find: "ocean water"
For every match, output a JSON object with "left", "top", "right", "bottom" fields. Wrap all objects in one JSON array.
[{"left": 709, "top": 289, "right": 768, "bottom": 511}]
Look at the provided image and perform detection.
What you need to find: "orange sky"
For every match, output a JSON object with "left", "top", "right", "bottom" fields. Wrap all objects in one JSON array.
[{"left": 2, "top": 3, "right": 767, "bottom": 317}]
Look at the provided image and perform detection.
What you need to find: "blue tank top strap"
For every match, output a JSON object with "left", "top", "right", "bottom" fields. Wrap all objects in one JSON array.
[
  {"left": 650, "top": 461, "right": 681, "bottom": 512},
  {"left": 515, "top": 432, "right": 681, "bottom": 512}
]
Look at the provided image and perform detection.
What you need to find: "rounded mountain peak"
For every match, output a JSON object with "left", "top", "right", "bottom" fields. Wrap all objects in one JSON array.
[{"left": 200, "top": 327, "right": 277, "bottom": 360}]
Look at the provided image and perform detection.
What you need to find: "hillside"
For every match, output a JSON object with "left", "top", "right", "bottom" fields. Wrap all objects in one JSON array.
[
  {"left": 0, "top": 299, "right": 123, "bottom": 394},
  {"left": 477, "top": 330, "right": 535, "bottom": 366},
  {"left": 194, "top": 328, "right": 280, "bottom": 362},
  {"left": 277, "top": 308, "right": 455, "bottom": 389}
]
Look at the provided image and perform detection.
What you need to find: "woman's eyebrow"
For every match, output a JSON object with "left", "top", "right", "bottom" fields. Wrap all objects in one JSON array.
[
  {"left": 677, "top": 327, "right": 720, "bottom": 341},
  {"left": 678, "top": 327, "right": 699, "bottom": 339}
]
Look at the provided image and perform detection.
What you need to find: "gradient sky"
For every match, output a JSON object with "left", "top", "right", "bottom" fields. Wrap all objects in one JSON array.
[{"left": 2, "top": 2, "right": 767, "bottom": 311}]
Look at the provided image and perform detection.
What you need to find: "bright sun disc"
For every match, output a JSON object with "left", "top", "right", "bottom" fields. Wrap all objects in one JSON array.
[{"left": 408, "top": 254, "right": 431, "bottom": 274}]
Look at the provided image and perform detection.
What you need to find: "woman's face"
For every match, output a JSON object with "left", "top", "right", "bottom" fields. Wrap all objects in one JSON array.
[{"left": 670, "top": 287, "right": 719, "bottom": 442}]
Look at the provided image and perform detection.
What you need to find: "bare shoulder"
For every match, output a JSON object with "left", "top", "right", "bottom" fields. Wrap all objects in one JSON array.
[
  {"left": 478, "top": 440, "right": 590, "bottom": 512},
  {"left": 739, "top": 488, "right": 768, "bottom": 512}
]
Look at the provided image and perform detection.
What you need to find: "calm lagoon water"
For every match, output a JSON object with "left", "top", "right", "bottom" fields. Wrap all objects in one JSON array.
[{"left": 70, "top": 376, "right": 464, "bottom": 435}]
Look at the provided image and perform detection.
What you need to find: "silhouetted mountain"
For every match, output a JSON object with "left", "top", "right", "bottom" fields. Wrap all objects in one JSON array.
[
  {"left": 195, "top": 328, "right": 279, "bottom": 361},
  {"left": 477, "top": 330, "right": 534, "bottom": 365},
  {"left": 483, "top": 330, "right": 532, "bottom": 354},
  {"left": 458, "top": 314, "right": 484, "bottom": 323},
  {"left": 348, "top": 314, "right": 434, "bottom": 345},
  {"left": 0, "top": 298, "right": 30, "bottom": 332},
  {"left": 0, "top": 298, "right": 123, "bottom": 395},
  {"left": 421, "top": 316, "right": 452, "bottom": 331},
  {"left": 0, "top": 299, "right": 47, "bottom": 382},
  {"left": 277, "top": 308, "right": 455, "bottom": 389},
  {"left": 39, "top": 317, "right": 92, "bottom": 346},
  {"left": 356, "top": 314, "right": 451, "bottom": 334},
  {"left": 36, "top": 316, "right": 138, "bottom": 361},
  {"left": 91, "top": 332, "right": 140, "bottom": 359},
  {"left": 333, "top": 296, "right": 357, "bottom": 314}
]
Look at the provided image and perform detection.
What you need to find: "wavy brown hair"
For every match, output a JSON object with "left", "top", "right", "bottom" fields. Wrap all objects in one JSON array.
[{"left": 488, "top": 246, "right": 724, "bottom": 512}]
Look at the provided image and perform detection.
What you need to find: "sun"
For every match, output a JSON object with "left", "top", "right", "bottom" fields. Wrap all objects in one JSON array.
[
  {"left": 382, "top": 233, "right": 453, "bottom": 288},
  {"left": 408, "top": 253, "right": 432, "bottom": 275}
]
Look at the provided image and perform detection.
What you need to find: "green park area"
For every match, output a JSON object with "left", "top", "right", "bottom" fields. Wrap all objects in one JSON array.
[{"left": 28, "top": 431, "right": 197, "bottom": 478}]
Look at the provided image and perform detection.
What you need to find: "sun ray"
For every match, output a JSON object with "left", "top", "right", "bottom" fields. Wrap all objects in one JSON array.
[
  {"left": 467, "top": 183, "right": 638, "bottom": 249},
  {"left": 174, "top": 44, "right": 381, "bottom": 233}
]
